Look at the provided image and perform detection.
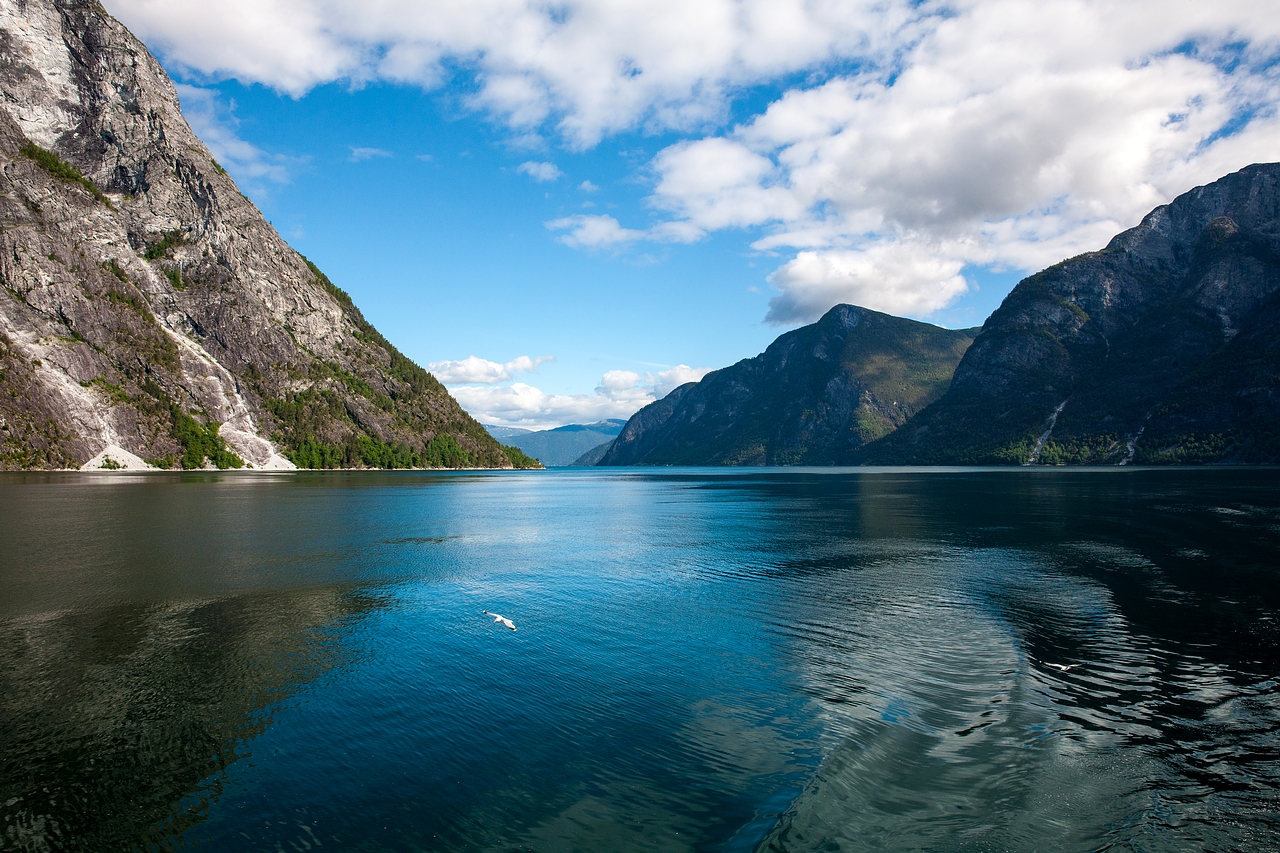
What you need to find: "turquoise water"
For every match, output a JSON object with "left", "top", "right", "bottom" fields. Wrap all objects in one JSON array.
[{"left": 1, "top": 468, "right": 1278, "bottom": 851}]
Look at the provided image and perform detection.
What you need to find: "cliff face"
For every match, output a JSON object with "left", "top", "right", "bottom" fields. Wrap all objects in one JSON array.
[
  {"left": 860, "top": 163, "right": 1280, "bottom": 465},
  {"left": 598, "top": 305, "right": 976, "bottom": 466},
  {"left": 0, "top": 0, "right": 524, "bottom": 470}
]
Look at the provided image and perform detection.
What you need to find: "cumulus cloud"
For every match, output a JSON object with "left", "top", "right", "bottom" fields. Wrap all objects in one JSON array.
[
  {"left": 651, "top": 364, "right": 714, "bottom": 396},
  {"left": 449, "top": 383, "right": 630, "bottom": 430},
  {"left": 174, "top": 84, "right": 295, "bottom": 188},
  {"left": 447, "top": 364, "right": 713, "bottom": 429},
  {"left": 427, "top": 354, "right": 552, "bottom": 384},
  {"left": 128, "top": 1, "right": 1280, "bottom": 325},
  {"left": 643, "top": 2, "right": 1280, "bottom": 323},
  {"left": 109, "top": 0, "right": 905, "bottom": 147},
  {"left": 766, "top": 243, "right": 970, "bottom": 324},
  {"left": 517, "top": 161, "right": 564, "bottom": 181}
]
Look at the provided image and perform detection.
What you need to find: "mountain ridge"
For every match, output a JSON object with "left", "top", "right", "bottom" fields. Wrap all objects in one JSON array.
[
  {"left": 597, "top": 305, "right": 977, "bottom": 465},
  {"left": 596, "top": 163, "right": 1280, "bottom": 468},
  {"left": 489, "top": 419, "right": 625, "bottom": 466},
  {"left": 858, "top": 162, "right": 1280, "bottom": 465},
  {"left": 0, "top": 0, "right": 534, "bottom": 470}
]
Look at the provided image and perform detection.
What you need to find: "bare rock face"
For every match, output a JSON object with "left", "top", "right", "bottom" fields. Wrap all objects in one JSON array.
[
  {"left": 860, "top": 162, "right": 1280, "bottom": 464},
  {"left": 0, "top": 0, "right": 523, "bottom": 469},
  {"left": 597, "top": 305, "right": 977, "bottom": 466}
]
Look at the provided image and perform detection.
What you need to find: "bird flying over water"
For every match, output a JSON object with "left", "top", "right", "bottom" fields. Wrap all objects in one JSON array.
[{"left": 483, "top": 610, "right": 516, "bottom": 631}]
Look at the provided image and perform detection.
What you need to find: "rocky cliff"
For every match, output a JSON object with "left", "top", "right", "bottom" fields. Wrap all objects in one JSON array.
[
  {"left": 0, "top": 0, "right": 531, "bottom": 470},
  {"left": 597, "top": 305, "right": 977, "bottom": 465},
  {"left": 860, "top": 163, "right": 1280, "bottom": 465}
]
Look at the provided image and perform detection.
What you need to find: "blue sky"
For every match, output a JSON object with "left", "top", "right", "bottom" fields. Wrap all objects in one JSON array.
[{"left": 108, "top": 0, "right": 1280, "bottom": 428}]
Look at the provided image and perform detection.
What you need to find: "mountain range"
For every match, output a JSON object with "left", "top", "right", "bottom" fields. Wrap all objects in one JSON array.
[
  {"left": 597, "top": 163, "right": 1280, "bottom": 467},
  {"left": 485, "top": 420, "right": 625, "bottom": 466},
  {"left": 1, "top": 1, "right": 1275, "bottom": 471},
  {"left": 0, "top": 0, "right": 536, "bottom": 471},
  {"left": 859, "top": 163, "right": 1280, "bottom": 465}
]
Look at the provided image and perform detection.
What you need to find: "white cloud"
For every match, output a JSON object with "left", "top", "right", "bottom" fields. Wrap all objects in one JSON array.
[
  {"left": 427, "top": 354, "right": 553, "bottom": 384},
  {"left": 350, "top": 146, "right": 393, "bottom": 161},
  {"left": 546, "top": 214, "right": 647, "bottom": 248},
  {"left": 517, "top": 161, "right": 564, "bottom": 181},
  {"left": 450, "top": 383, "right": 631, "bottom": 430},
  {"left": 109, "top": 0, "right": 909, "bottom": 147},
  {"left": 579, "top": 180, "right": 599, "bottom": 192},
  {"left": 651, "top": 137, "right": 805, "bottom": 229},
  {"left": 650, "top": 364, "right": 714, "bottom": 396},
  {"left": 128, "top": 1, "right": 1280, "bottom": 326},
  {"left": 173, "top": 84, "right": 295, "bottom": 188},
  {"left": 766, "top": 243, "right": 970, "bottom": 324},
  {"left": 641, "top": 2, "right": 1280, "bottom": 323},
  {"left": 447, "top": 364, "right": 713, "bottom": 428},
  {"left": 546, "top": 214, "right": 704, "bottom": 248}
]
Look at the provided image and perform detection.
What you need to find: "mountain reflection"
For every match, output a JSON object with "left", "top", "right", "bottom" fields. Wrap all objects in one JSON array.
[{"left": 0, "top": 587, "right": 377, "bottom": 852}]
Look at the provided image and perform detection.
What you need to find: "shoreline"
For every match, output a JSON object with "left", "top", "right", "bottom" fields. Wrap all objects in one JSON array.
[{"left": 3, "top": 462, "right": 1273, "bottom": 475}]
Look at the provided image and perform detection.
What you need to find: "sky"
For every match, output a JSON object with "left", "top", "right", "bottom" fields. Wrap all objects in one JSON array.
[{"left": 105, "top": 0, "right": 1280, "bottom": 430}]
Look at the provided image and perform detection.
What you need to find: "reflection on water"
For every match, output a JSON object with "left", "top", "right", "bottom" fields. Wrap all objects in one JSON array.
[
  {"left": 743, "top": 472, "right": 1280, "bottom": 852},
  {"left": 0, "top": 469, "right": 1278, "bottom": 852},
  {"left": 0, "top": 589, "right": 376, "bottom": 851}
]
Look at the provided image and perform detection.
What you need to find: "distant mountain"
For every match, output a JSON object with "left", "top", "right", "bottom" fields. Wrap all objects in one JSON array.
[
  {"left": 0, "top": 0, "right": 533, "bottom": 470},
  {"left": 570, "top": 440, "right": 614, "bottom": 466},
  {"left": 483, "top": 425, "right": 534, "bottom": 441},
  {"left": 501, "top": 420, "right": 627, "bottom": 466},
  {"left": 597, "top": 306, "right": 977, "bottom": 465},
  {"left": 860, "top": 162, "right": 1280, "bottom": 465},
  {"left": 568, "top": 438, "right": 616, "bottom": 466}
]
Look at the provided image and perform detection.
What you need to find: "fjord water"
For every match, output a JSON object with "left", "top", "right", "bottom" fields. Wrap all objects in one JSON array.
[{"left": 1, "top": 470, "right": 1278, "bottom": 852}]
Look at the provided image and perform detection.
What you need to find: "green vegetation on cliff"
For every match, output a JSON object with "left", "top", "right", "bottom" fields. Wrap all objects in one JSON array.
[
  {"left": 19, "top": 141, "right": 112, "bottom": 208},
  {"left": 170, "top": 406, "right": 243, "bottom": 469}
]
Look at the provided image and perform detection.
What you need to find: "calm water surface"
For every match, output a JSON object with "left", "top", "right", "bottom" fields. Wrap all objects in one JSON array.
[{"left": 1, "top": 468, "right": 1278, "bottom": 852}]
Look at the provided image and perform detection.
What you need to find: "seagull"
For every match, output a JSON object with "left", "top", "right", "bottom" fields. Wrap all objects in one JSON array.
[
  {"left": 483, "top": 610, "right": 516, "bottom": 631},
  {"left": 1043, "top": 661, "right": 1079, "bottom": 672}
]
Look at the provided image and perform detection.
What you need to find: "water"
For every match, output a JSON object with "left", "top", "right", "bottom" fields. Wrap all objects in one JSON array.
[{"left": 1, "top": 468, "right": 1278, "bottom": 852}]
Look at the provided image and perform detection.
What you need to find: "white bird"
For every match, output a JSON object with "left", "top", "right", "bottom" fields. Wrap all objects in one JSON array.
[
  {"left": 483, "top": 610, "right": 516, "bottom": 631},
  {"left": 1043, "top": 661, "right": 1078, "bottom": 672}
]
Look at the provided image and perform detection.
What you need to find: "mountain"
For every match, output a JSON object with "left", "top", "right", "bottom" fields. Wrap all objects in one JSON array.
[
  {"left": 483, "top": 425, "right": 533, "bottom": 441},
  {"left": 597, "top": 306, "right": 977, "bottom": 465},
  {"left": 860, "top": 163, "right": 1280, "bottom": 465},
  {"left": 570, "top": 440, "right": 613, "bottom": 466},
  {"left": 497, "top": 419, "right": 626, "bottom": 466},
  {"left": 0, "top": 0, "right": 534, "bottom": 470}
]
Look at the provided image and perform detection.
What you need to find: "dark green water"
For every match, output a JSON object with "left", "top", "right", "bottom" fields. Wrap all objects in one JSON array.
[{"left": 1, "top": 468, "right": 1278, "bottom": 852}]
